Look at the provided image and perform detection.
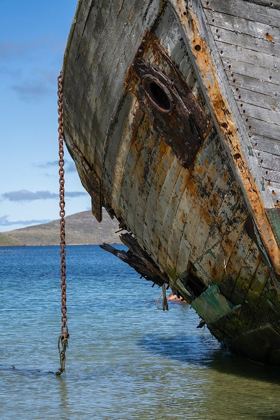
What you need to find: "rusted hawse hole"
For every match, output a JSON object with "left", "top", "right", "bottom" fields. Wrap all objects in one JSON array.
[
  {"left": 149, "top": 82, "right": 170, "bottom": 110},
  {"left": 142, "top": 75, "right": 172, "bottom": 113}
]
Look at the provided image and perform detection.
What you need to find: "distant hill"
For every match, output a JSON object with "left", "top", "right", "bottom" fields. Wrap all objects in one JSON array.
[{"left": 0, "top": 211, "right": 122, "bottom": 246}]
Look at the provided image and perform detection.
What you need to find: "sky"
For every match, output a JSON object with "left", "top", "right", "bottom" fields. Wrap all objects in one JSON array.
[{"left": 0, "top": 0, "right": 91, "bottom": 232}]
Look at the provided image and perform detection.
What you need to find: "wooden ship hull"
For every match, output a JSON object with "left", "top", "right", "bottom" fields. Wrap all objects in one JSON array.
[{"left": 62, "top": 0, "right": 280, "bottom": 366}]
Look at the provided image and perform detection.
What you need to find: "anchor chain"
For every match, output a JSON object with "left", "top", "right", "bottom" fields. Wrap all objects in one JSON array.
[{"left": 57, "top": 71, "right": 69, "bottom": 375}]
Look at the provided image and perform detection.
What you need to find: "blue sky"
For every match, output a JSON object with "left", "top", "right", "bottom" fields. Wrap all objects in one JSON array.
[{"left": 0, "top": 0, "right": 91, "bottom": 232}]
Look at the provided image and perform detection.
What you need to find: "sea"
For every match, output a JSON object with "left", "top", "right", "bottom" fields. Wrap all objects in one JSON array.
[{"left": 1, "top": 245, "right": 280, "bottom": 420}]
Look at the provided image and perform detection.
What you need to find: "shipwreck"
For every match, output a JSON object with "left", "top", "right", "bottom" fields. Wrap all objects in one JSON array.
[{"left": 61, "top": 0, "right": 280, "bottom": 366}]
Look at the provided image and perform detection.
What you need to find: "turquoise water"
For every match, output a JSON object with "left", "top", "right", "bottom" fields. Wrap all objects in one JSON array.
[{"left": 1, "top": 245, "right": 280, "bottom": 419}]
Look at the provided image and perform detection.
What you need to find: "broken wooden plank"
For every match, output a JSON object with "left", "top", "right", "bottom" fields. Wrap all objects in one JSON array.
[{"left": 100, "top": 232, "right": 169, "bottom": 287}]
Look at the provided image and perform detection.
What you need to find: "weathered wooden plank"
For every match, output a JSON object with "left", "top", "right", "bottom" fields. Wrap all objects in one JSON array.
[
  {"left": 190, "top": 163, "right": 232, "bottom": 267},
  {"left": 211, "top": 195, "right": 249, "bottom": 285},
  {"left": 208, "top": 305, "right": 244, "bottom": 342},
  {"left": 129, "top": 128, "right": 161, "bottom": 243},
  {"left": 212, "top": 27, "right": 280, "bottom": 57},
  {"left": 252, "top": 136, "right": 280, "bottom": 154},
  {"left": 251, "top": 135, "right": 280, "bottom": 194},
  {"left": 174, "top": 236, "right": 192, "bottom": 277},
  {"left": 103, "top": 94, "right": 135, "bottom": 206},
  {"left": 176, "top": 149, "right": 231, "bottom": 280},
  {"left": 263, "top": 170, "right": 280, "bottom": 186},
  {"left": 224, "top": 58, "right": 280, "bottom": 86},
  {"left": 179, "top": 206, "right": 202, "bottom": 270},
  {"left": 251, "top": 296, "right": 271, "bottom": 329},
  {"left": 154, "top": 3, "right": 185, "bottom": 61},
  {"left": 229, "top": 73, "right": 279, "bottom": 97},
  {"left": 215, "top": 181, "right": 241, "bottom": 235},
  {"left": 264, "top": 170, "right": 280, "bottom": 185},
  {"left": 120, "top": 138, "right": 143, "bottom": 212},
  {"left": 157, "top": 160, "right": 183, "bottom": 240},
  {"left": 254, "top": 149, "right": 280, "bottom": 171},
  {"left": 160, "top": 168, "right": 185, "bottom": 267},
  {"left": 217, "top": 41, "right": 280, "bottom": 71},
  {"left": 190, "top": 129, "right": 217, "bottom": 172},
  {"left": 246, "top": 262, "right": 271, "bottom": 307},
  {"left": 238, "top": 262, "right": 271, "bottom": 329},
  {"left": 119, "top": 119, "right": 150, "bottom": 230},
  {"left": 220, "top": 201, "right": 248, "bottom": 261},
  {"left": 267, "top": 185, "right": 280, "bottom": 205},
  {"left": 140, "top": 137, "right": 167, "bottom": 237},
  {"left": 231, "top": 86, "right": 279, "bottom": 111},
  {"left": 154, "top": 157, "right": 183, "bottom": 269},
  {"left": 111, "top": 106, "right": 144, "bottom": 214},
  {"left": 237, "top": 101, "right": 280, "bottom": 126},
  {"left": 97, "top": 20, "right": 144, "bottom": 129},
  {"left": 70, "top": 2, "right": 136, "bottom": 165},
  {"left": 63, "top": 1, "right": 128, "bottom": 176},
  {"left": 230, "top": 242, "right": 261, "bottom": 305},
  {"left": 134, "top": 195, "right": 151, "bottom": 246},
  {"left": 180, "top": 172, "right": 220, "bottom": 259},
  {"left": 244, "top": 116, "right": 280, "bottom": 141},
  {"left": 191, "top": 215, "right": 217, "bottom": 270},
  {"left": 166, "top": 183, "right": 194, "bottom": 273},
  {"left": 145, "top": 155, "right": 176, "bottom": 261},
  {"left": 202, "top": 0, "right": 280, "bottom": 28},
  {"left": 63, "top": 0, "right": 95, "bottom": 87},
  {"left": 205, "top": 10, "right": 280, "bottom": 43},
  {"left": 142, "top": 144, "right": 168, "bottom": 243},
  {"left": 220, "top": 232, "right": 254, "bottom": 298},
  {"left": 143, "top": 147, "right": 174, "bottom": 262},
  {"left": 266, "top": 209, "right": 280, "bottom": 249},
  {"left": 245, "top": 0, "right": 280, "bottom": 10},
  {"left": 174, "top": 138, "right": 232, "bottom": 281},
  {"left": 196, "top": 230, "right": 224, "bottom": 284}
]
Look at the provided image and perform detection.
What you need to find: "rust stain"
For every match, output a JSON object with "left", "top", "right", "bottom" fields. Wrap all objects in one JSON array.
[
  {"left": 175, "top": 3, "right": 280, "bottom": 275},
  {"left": 196, "top": 163, "right": 204, "bottom": 176},
  {"left": 82, "top": 43, "right": 89, "bottom": 56},
  {"left": 127, "top": 11, "right": 134, "bottom": 24},
  {"left": 265, "top": 32, "right": 274, "bottom": 42}
]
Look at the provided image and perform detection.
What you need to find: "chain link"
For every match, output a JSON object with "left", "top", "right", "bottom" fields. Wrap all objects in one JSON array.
[{"left": 57, "top": 71, "right": 68, "bottom": 340}]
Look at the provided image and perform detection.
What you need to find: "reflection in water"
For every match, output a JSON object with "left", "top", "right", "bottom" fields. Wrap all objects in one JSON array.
[
  {"left": 139, "top": 333, "right": 280, "bottom": 384},
  {"left": 57, "top": 376, "right": 71, "bottom": 420},
  {"left": 139, "top": 333, "right": 280, "bottom": 419}
]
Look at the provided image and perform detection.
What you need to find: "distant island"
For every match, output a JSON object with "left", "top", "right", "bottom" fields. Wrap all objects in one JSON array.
[{"left": 0, "top": 211, "right": 122, "bottom": 246}]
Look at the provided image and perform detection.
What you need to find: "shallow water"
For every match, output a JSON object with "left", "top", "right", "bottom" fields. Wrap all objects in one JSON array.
[{"left": 1, "top": 245, "right": 280, "bottom": 419}]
